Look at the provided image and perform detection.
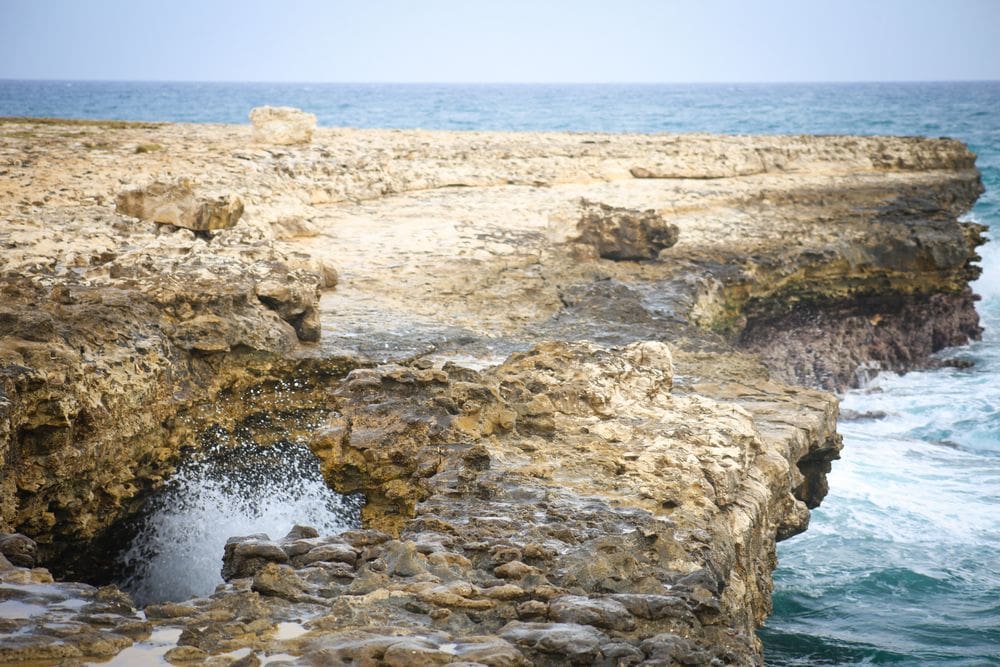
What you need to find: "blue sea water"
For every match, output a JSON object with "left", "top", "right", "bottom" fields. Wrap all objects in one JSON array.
[{"left": 2, "top": 80, "right": 998, "bottom": 665}]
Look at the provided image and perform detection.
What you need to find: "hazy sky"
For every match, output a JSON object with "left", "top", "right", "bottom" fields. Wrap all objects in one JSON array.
[{"left": 1, "top": 0, "right": 998, "bottom": 83}]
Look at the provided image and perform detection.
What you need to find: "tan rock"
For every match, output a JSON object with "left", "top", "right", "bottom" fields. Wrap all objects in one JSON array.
[
  {"left": 115, "top": 179, "right": 244, "bottom": 232},
  {"left": 249, "top": 106, "right": 316, "bottom": 145},
  {"left": 0, "top": 533, "right": 37, "bottom": 567},
  {"left": 574, "top": 199, "right": 679, "bottom": 260},
  {"left": 0, "top": 119, "right": 984, "bottom": 667}
]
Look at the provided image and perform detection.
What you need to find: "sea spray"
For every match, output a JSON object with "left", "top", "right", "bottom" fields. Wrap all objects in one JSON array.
[
  {"left": 760, "top": 216, "right": 1000, "bottom": 665},
  {"left": 118, "top": 437, "right": 362, "bottom": 606}
]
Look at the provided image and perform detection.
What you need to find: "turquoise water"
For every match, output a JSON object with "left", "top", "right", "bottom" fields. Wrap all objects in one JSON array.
[{"left": 2, "top": 81, "right": 998, "bottom": 665}]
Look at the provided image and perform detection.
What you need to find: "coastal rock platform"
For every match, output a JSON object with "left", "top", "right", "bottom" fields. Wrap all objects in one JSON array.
[{"left": 0, "top": 117, "right": 985, "bottom": 665}]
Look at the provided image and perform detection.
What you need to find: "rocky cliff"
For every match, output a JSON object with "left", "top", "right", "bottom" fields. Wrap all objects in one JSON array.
[{"left": 0, "top": 117, "right": 984, "bottom": 665}]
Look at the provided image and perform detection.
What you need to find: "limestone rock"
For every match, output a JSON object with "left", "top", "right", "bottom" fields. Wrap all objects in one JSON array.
[
  {"left": 574, "top": 199, "right": 679, "bottom": 260},
  {"left": 549, "top": 595, "right": 637, "bottom": 631},
  {"left": 115, "top": 179, "right": 244, "bottom": 232},
  {"left": 221, "top": 536, "right": 289, "bottom": 580},
  {"left": 0, "top": 533, "right": 37, "bottom": 568},
  {"left": 498, "top": 621, "right": 609, "bottom": 664},
  {"left": 249, "top": 106, "right": 317, "bottom": 145},
  {"left": 0, "top": 120, "right": 985, "bottom": 667}
]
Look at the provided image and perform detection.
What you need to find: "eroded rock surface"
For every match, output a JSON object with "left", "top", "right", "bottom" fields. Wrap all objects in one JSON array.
[
  {"left": 0, "top": 117, "right": 985, "bottom": 665},
  {"left": 115, "top": 178, "right": 245, "bottom": 232},
  {"left": 250, "top": 105, "right": 317, "bottom": 145},
  {"left": 573, "top": 199, "right": 680, "bottom": 260}
]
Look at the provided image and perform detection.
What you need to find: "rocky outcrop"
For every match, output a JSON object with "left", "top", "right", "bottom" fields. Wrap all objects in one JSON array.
[
  {"left": 0, "top": 117, "right": 985, "bottom": 665},
  {"left": 1, "top": 340, "right": 839, "bottom": 665},
  {"left": 574, "top": 199, "right": 679, "bottom": 260},
  {"left": 115, "top": 179, "right": 245, "bottom": 232},
  {"left": 249, "top": 105, "right": 317, "bottom": 145}
]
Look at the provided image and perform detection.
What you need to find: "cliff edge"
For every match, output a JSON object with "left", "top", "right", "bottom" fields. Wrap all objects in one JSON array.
[{"left": 0, "top": 118, "right": 984, "bottom": 665}]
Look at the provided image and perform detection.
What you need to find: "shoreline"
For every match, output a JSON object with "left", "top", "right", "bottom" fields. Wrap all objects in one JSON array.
[{"left": 0, "top": 116, "right": 984, "bottom": 664}]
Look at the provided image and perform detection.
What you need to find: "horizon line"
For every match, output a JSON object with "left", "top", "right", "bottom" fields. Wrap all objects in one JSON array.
[{"left": 2, "top": 77, "right": 999, "bottom": 86}]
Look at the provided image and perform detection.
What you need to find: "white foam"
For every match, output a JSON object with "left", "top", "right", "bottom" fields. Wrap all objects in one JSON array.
[{"left": 118, "top": 442, "right": 360, "bottom": 606}]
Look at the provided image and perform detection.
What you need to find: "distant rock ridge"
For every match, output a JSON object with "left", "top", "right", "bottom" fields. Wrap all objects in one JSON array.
[{"left": 0, "top": 116, "right": 984, "bottom": 665}]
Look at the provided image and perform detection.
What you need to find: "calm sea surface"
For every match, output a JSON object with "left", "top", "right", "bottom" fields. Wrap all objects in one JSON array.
[{"left": 2, "top": 81, "right": 998, "bottom": 665}]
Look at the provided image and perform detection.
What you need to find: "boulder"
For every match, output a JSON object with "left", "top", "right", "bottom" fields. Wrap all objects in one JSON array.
[
  {"left": 574, "top": 199, "right": 679, "bottom": 261},
  {"left": 249, "top": 106, "right": 317, "bottom": 145},
  {"left": 498, "top": 621, "right": 609, "bottom": 664},
  {"left": 221, "top": 535, "right": 289, "bottom": 580},
  {"left": 549, "top": 595, "right": 637, "bottom": 631},
  {"left": 115, "top": 179, "right": 244, "bottom": 232},
  {"left": 0, "top": 533, "right": 38, "bottom": 568}
]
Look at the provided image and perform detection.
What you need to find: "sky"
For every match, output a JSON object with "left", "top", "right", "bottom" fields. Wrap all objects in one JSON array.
[{"left": 1, "top": 0, "right": 998, "bottom": 83}]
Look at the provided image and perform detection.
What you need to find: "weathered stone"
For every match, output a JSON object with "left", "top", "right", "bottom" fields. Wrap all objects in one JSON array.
[
  {"left": 116, "top": 179, "right": 244, "bottom": 231},
  {"left": 0, "top": 533, "right": 37, "bottom": 568},
  {"left": 574, "top": 199, "right": 679, "bottom": 260},
  {"left": 498, "top": 621, "right": 608, "bottom": 664},
  {"left": 451, "top": 639, "right": 530, "bottom": 666},
  {"left": 610, "top": 593, "right": 692, "bottom": 621},
  {"left": 382, "top": 639, "right": 454, "bottom": 666},
  {"left": 294, "top": 542, "right": 358, "bottom": 567},
  {"left": 165, "top": 645, "right": 209, "bottom": 663},
  {"left": 222, "top": 537, "right": 289, "bottom": 580},
  {"left": 516, "top": 600, "right": 549, "bottom": 619},
  {"left": 144, "top": 601, "right": 198, "bottom": 619},
  {"left": 494, "top": 560, "right": 539, "bottom": 579},
  {"left": 251, "top": 563, "right": 311, "bottom": 601},
  {"left": 282, "top": 525, "right": 320, "bottom": 541},
  {"left": 639, "top": 632, "right": 712, "bottom": 665},
  {"left": 549, "top": 595, "right": 637, "bottom": 631},
  {"left": 249, "top": 106, "right": 316, "bottom": 145},
  {"left": 0, "top": 121, "right": 985, "bottom": 667}
]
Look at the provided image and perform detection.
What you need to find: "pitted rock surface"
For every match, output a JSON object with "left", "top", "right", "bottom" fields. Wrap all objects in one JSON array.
[
  {"left": 115, "top": 178, "right": 245, "bottom": 232},
  {"left": 0, "top": 118, "right": 985, "bottom": 665}
]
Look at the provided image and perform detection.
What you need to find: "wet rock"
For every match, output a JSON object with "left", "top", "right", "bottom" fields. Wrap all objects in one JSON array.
[
  {"left": 222, "top": 536, "right": 289, "bottom": 580},
  {"left": 494, "top": 560, "right": 540, "bottom": 579},
  {"left": 249, "top": 106, "right": 316, "bottom": 145},
  {"left": 610, "top": 593, "right": 693, "bottom": 621},
  {"left": 549, "top": 595, "right": 637, "bottom": 631},
  {"left": 165, "top": 645, "right": 209, "bottom": 663},
  {"left": 451, "top": 638, "right": 530, "bottom": 666},
  {"left": 382, "top": 639, "right": 454, "bottom": 666},
  {"left": 293, "top": 542, "right": 359, "bottom": 567},
  {"left": 283, "top": 524, "right": 320, "bottom": 540},
  {"left": 0, "top": 573, "right": 147, "bottom": 664},
  {"left": 516, "top": 600, "right": 549, "bottom": 619},
  {"left": 340, "top": 529, "right": 393, "bottom": 549},
  {"left": 0, "top": 533, "right": 37, "bottom": 567},
  {"left": 251, "top": 563, "right": 311, "bottom": 602},
  {"left": 380, "top": 540, "right": 431, "bottom": 577},
  {"left": 116, "top": 179, "right": 244, "bottom": 232},
  {"left": 498, "top": 621, "right": 609, "bottom": 664},
  {"left": 639, "top": 632, "right": 712, "bottom": 665},
  {"left": 574, "top": 199, "right": 679, "bottom": 260},
  {"left": 144, "top": 601, "right": 198, "bottom": 619}
]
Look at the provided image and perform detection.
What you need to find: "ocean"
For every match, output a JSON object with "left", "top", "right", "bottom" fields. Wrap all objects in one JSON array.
[{"left": 2, "top": 80, "right": 998, "bottom": 665}]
